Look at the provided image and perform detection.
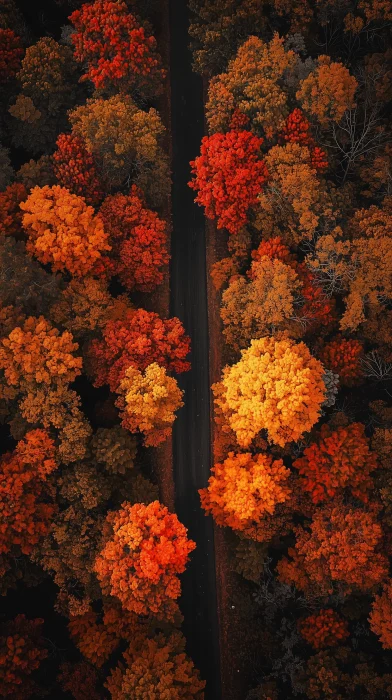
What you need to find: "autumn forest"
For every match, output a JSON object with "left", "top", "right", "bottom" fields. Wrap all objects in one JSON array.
[{"left": 0, "top": 0, "right": 391, "bottom": 698}]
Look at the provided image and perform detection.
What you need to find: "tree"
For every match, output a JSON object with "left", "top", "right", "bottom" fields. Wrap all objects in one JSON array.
[
  {"left": 213, "top": 336, "right": 326, "bottom": 447},
  {"left": 116, "top": 363, "right": 183, "bottom": 446},
  {"left": 277, "top": 503, "right": 388, "bottom": 595},
  {"left": 369, "top": 581, "right": 392, "bottom": 649},
  {"left": 0, "top": 430, "right": 58, "bottom": 557},
  {"left": 0, "top": 615, "right": 47, "bottom": 699},
  {"left": 297, "top": 56, "right": 357, "bottom": 126},
  {"left": 106, "top": 631, "right": 205, "bottom": 699},
  {"left": 21, "top": 185, "right": 111, "bottom": 277},
  {"left": 189, "top": 130, "right": 268, "bottom": 234},
  {"left": 58, "top": 662, "right": 101, "bottom": 700},
  {"left": 318, "top": 337, "right": 364, "bottom": 386},
  {"left": 294, "top": 422, "right": 378, "bottom": 504},
  {"left": 279, "top": 109, "right": 328, "bottom": 171},
  {"left": 220, "top": 255, "right": 301, "bottom": 350},
  {"left": 99, "top": 187, "right": 169, "bottom": 292},
  {"left": 299, "top": 609, "right": 349, "bottom": 650},
  {"left": 205, "top": 34, "right": 296, "bottom": 136},
  {"left": 49, "top": 277, "right": 114, "bottom": 340},
  {"left": 0, "top": 28, "right": 23, "bottom": 83},
  {"left": 68, "top": 95, "right": 170, "bottom": 204},
  {"left": 87, "top": 308, "right": 190, "bottom": 393},
  {"left": 0, "top": 183, "right": 28, "bottom": 238},
  {"left": 0, "top": 315, "right": 82, "bottom": 393},
  {"left": 199, "top": 451, "right": 292, "bottom": 539},
  {"left": 52, "top": 134, "right": 105, "bottom": 207},
  {"left": 70, "top": 0, "right": 165, "bottom": 96},
  {"left": 90, "top": 426, "right": 137, "bottom": 475},
  {"left": 94, "top": 501, "right": 196, "bottom": 621}
]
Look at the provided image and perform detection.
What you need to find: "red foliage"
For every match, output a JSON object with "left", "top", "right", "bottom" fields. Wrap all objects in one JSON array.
[
  {"left": 189, "top": 130, "right": 269, "bottom": 234},
  {"left": 0, "top": 615, "right": 47, "bottom": 699},
  {"left": 279, "top": 109, "right": 328, "bottom": 171},
  {"left": 58, "top": 662, "right": 100, "bottom": 700},
  {"left": 98, "top": 187, "right": 169, "bottom": 292},
  {"left": 87, "top": 308, "right": 190, "bottom": 393},
  {"left": 294, "top": 422, "right": 378, "bottom": 503},
  {"left": 299, "top": 609, "right": 349, "bottom": 650},
  {"left": 319, "top": 337, "right": 364, "bottom": 387},
  {"left": 251, "top": 236, "right": 294, "bottom": 265},
  {"left": 229, "top": 108, "right": 250, "bottom": 130},
  {"left": 94, "top": 501, "right": 196, "bottom": 620},
  {"left": 296, "top": 263, "right": 336, "bottom": 333},
  {"left": 0, "top": 183, "right": 28, "bottom": 238},
  {"left": 52, "top": 134, "right": 105, "bottom": 207},
  {"left": 0, "top": 29, "right": 23, "bottom": 83},
  {"left": 70, "top": 0, "right": 165, "bottom": 93},
  {"left": 0, "top": 430, "right": 58, "bottom": 556}
]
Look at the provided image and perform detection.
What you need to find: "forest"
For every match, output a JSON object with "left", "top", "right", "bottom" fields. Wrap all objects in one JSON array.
[{"left": 0, "top": 0, "right": 391, "bottom": 698}]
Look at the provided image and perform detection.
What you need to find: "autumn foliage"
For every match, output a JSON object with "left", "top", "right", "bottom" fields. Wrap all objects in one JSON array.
[
  {"left": 52, "top": 134, "right": 105, "bottom": 207},
  {"left": 0, "top": 28, "right": 23, "bottom": 83},
  {"left": 200, "top": 451, "right": 291, "bottom": 538},
  {"left": 299, "top": 609, "right": 349, "bottom": 650},
  {"left": 0, "top": 615, "right": 47, "bottom": 699},
  {"left": 21, "top": 185, "right": 110, "bottom": 277},
  {"left": 213, "top": 336, "right": 326, "bottom": 447},
  {"left": 70, "top": 0, "right": 166, "bottom": 95},
  {"left": 94, "top": 501, "right": 196, "bottom": 620},
  {"left": 369, "top": 581, "right": 392, "bottom": 649},
  {"left": 189, "top": 130, "right": 268, "bottom": 234}
]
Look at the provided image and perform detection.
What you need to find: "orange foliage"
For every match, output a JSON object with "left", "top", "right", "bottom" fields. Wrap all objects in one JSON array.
[
  {"left": 0, "top": 316, "right": 82, "bottom": 391},
  {"left": 251, "top": 236, "right": 294, "bottom": 265},
  {"left": 294, "top": 422, "right": 378, "bottom": 503},
  {"left": 0, "top": 183, "right": 28, "bottom": 238},
  {"left": 369, "top": 581, "right": 392, "bottom": 649},
  {"left": 213, "top": 336, "right": 325, "bottom": 447},
  {"left": 106, "top": 631, "right": 205, "bottom": 699},
  {"left": 116, "top": 363, "right": 183, "bottom": 446},
  {"left": 296, "top": 56, "right": 357, "bottom": 125},
  {"left": 279, "top": 108, "right": 328, "bottom": 171},
  {"left": 87, "top": 308, "right": 190, "bottom": 393},
  {"left": 277, "top": 504, "right": 388, "bottom": 595},
  {"left": 94, "top": 501, "right": 195, "bottom": 621},
  {"left": 189, "top": 129, "right": 268, "bottom": 235},
  {"left": 199, "top": 451, "right": 291, "bottom": 538},
  {"left": 205, "top": 34, "right": 296, "bottom": 137},
  {"left": 0, "top": 430, "right": 57, "bottom": 556},
  {"left": 20, "top": 185, "right": 110, "bottom": 277},
  {"left": 0, "top": 615, "right": 47, "bottom": 699},
  {"left": 319, "top": 337, "right": 364, "bottom": 386},
  {"left": 299, "top": 609, "right": 349, "bottom": 649}
]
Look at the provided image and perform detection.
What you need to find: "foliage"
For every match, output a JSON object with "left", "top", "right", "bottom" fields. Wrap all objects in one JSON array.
[
  {"left": 116, "top": 363, "right": 183, "bottom": 446},
  {"left": 106, "top": 631, "right": 205, "bottom": 699},
  {"left": 0, "top": 28, "right": 23, "bottom": 83},
  {"left": 277, "top": 503, "right": 388, "bottom": 595},
  {"left": 68, "top": 95, "right": 170, "bottom": 204},
  {"left": 213, "top": 336, "right": 326, "bottom": 447},
  {"left": 299, "top": 609, "right": 349, "bottom": 649},
  {"left": 369, "top": 581, "right": 392, "bottom": 649},
  {"left": 189, "top": 129, "right": 268, "bottom": 234},
  {"left": 94, "top": 501, "right": 196, "bottom": 620},
  {"left": 0, "top": 183, "right": 27, "bottom": 238},
  {"left": 21, "top": 185, "right": 110, "bottom": 277},
  {"left": 53, "top": 134, "right": 105, "bottom": 207},
  {"left": 318, "top": 337, "right": 364, "bottom": 386},
  {"left": 296, "top": 56, "right": 358, "bottom": 126},
  {"left": 87, "top": 307, "right": 190, "bottom": 392},
  {"left": 293, "top": 422, "right": 378, "bottom": 503},
  {"left": 200, "top": 451, "right": 292, "bottom": 538},
  {"left": 70, "top": 0, "right": 165, "bottom": 96},
  {"left": 0, "top": 615, "right": 47, "bottom": 699},
  {"left": 99, "top": 186, "right": 169, "bottom": 291}
]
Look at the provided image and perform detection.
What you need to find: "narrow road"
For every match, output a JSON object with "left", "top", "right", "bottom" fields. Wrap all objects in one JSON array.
[{"left": 169, "top": 3, "right": 222, "bottom": 698}]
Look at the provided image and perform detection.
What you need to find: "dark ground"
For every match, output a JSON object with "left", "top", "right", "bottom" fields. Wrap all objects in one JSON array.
[{"left": 169, "top": 2, "right": 222, "bottom": 698}]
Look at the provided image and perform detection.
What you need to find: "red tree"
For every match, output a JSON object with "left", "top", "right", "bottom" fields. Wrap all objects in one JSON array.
[
  {"left": 94, "top": 501, "right": 195, "bottom": 620},
  {"left": 52, "top": 134, "right": 105, "bottom": 207},
  {"left": 0, "top": 615, "right": 47, "bottom": 699},
  {"left": 189, "top": 130, "right": 269, "bottom": 234},
  {"left": 0, "top": 29, "right": 23, "bottom": 83},
  {"left": 99, "top": 187, "right": 169, "bottom": 292},
  {"left": 87, "top": 308, "right": 190, "bottom": 393},
  {"left": 70, "top": 0, "right": 166, "bottom": 95},
  {"left": 279, "top": 108, "right": 328, "bottom": 171}
]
